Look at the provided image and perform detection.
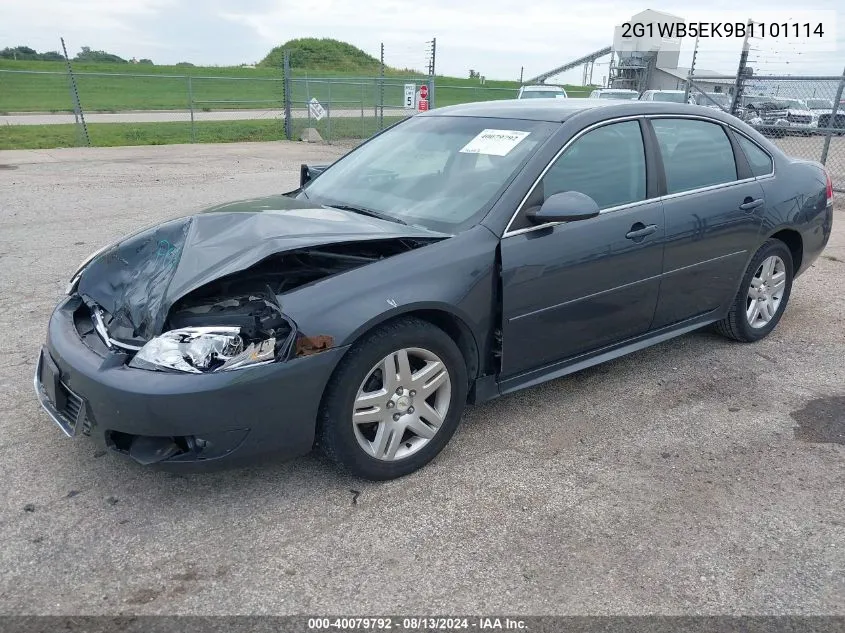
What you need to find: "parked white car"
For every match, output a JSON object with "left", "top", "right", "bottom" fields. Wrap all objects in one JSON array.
[
  {"left": 806, "top": 98, "right": 845, "bottom": 135},
  {"left": 517, "top": 85, "right": 568, "bottom": 99},
  {"left": 588, "top": 88, "right": 639, "bottom": 100},
  {"left": 778, "top": 98, "right": 817, "bottom": 135}
]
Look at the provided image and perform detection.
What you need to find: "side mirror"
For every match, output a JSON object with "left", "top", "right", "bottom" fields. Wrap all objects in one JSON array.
[
  {"left": 526, "top": 191, "right": 601, "bottom": 224},
  {"left": 300, "top": 163, "right": 329, "bottom": 187}
]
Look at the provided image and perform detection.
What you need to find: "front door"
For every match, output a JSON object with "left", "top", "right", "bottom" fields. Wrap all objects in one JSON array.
[{"left": 499, "top": 119, "right": 665, "bottom": 379}]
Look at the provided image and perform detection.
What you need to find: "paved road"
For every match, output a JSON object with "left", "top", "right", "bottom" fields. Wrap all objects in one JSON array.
[
  {"left": 0, "top": 108, "right": 397, "bottom": 126},
  {"left": 0, "top": 142, "right": 843, "bottom": 615}
]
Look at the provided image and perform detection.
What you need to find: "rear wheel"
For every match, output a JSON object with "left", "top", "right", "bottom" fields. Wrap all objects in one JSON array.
[
  {"left": 318, "top": 317, "right": 467, "bottom": 480},
  {"left": 715, "top": 239, "right": 794, "bottom": 342}
]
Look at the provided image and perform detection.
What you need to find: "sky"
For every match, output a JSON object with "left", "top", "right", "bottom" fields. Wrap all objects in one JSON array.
[{"left": 1, "top": 0, "right": 843, "bottom": 83}]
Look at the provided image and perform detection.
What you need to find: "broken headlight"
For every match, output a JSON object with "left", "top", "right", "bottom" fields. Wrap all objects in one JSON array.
[{"left": 128, "top": 326, "right": 276, "bottom": 374}]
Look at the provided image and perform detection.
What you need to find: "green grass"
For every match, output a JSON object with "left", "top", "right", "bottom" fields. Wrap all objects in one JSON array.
[
  {"left": 0, "top": 116, "right": 408, "bottom": 150},
  {"left": 0, "top": 59, "right": 591, "bottom": 113}
]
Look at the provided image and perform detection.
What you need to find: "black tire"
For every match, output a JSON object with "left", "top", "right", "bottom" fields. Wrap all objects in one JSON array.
[
  {"left": 318, "top": 317, "right": 467, "bottom": 480},
  {"left": 715, "top": 239, "right": 794, "bottom": 342}
]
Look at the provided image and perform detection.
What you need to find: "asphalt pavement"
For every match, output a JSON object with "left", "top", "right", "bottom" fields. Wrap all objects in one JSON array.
[{"left": 0, "top": 142, "right": 843, "bottom": 615}]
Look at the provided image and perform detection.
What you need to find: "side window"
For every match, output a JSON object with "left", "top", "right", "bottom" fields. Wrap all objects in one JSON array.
[
  {"left": 651, "top": 118, "right": 737, "bottom": 194},
  {"left": 537, "top": 120, "right": 646, "bottom": 211},
  {"left": 736, "top": 134, "right": 774, "bottom": 177}
]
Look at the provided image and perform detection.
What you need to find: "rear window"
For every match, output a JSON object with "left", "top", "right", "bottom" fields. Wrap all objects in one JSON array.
[
  {"left": 652, "top": 92, "right": 687, "bottom": 103},
  {"left": 736, "top": 135, "right": 774, "bottom": 177},
  {"left": 521, "top": 90, "right": 566, "bottom": 99},
  {"left": 652, "top": 118, "right": 738, "bottom": 194}
]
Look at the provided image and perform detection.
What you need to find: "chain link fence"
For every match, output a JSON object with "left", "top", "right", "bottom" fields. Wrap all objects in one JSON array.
[
  {"left": 0, "top": 39, "right": 587, "bottom": 151},
  {"left": 0, "top": 73, "right": 468, "bottom": 148},
  {"left": 686, "top": 72, "right": 845, "bottom": 192}
]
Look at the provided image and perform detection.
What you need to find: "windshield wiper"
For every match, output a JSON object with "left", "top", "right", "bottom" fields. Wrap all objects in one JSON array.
[{"left": 326, "top": 203, "right": 407, "bottom": 225}]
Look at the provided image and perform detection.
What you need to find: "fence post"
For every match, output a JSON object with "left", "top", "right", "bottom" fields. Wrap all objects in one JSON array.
[
  {"left": 684, "top": 36, "right": 699, "bottom": 103},
  {"left": 379, "top": 43, "right": 385, "bottom": 130},
  {"left": 360, "top": 81, "right": 365, "bottom": 139},
  {"left": 60, "top": 37, "right": 90, "bottom": 147},
  {"left": 428, "top": 37, "right": 437, "bottom": 109},
  {"left": 821, "top": 66, "right": 845, "bottom": 166},
  {"left": 729, "top": 20, "right": 752, "bottom": 116},
  {"left": 186, "top": 76, "right": 196, "bottom": 143},
  {"left": 327, "top": 80, "right": 333, "bottom": 144},
  {"left": 283, "top": 51, "right": 292, "bottom": 140}
]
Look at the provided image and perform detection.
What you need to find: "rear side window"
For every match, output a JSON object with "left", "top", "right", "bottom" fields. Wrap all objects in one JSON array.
[
  {"left": 539, "top": 120, "right": 646, "bottom": 210},
  {"left": 652, "top": 118, "right": 738, "bottom": 194},
  {"left": 736, "top": 134, "right": 774, "bottom": 177}
]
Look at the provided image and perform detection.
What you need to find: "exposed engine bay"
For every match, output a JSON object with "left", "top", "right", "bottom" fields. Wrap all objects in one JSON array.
[{"left": 81, "top": 238, "right": 440, "bottom": 372}]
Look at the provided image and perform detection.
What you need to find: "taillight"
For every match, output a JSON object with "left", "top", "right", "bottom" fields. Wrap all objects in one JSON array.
[{"left": 826, "top": 170, "right": 834, "bottom": 205}]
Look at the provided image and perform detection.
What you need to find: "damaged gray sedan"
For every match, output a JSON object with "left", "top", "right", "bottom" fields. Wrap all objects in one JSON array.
[{"left": 36, "top": 99, "right": 833, "bottom": 479}]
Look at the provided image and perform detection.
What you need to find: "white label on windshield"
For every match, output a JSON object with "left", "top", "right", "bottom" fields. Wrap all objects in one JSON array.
[{"left": 459, "top": 129, "right": 530, "bottom": 156}]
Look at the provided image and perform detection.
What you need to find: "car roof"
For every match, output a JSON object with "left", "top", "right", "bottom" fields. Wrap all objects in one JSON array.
[
  {"left": 521, "top": 85, "right": 565, "bottom": 90},
  {"left": 423, "top": 98, "right": 731, "bottom": 122}
]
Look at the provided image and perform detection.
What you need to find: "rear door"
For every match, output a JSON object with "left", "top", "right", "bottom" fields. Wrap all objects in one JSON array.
[
  {"left": 648, "top": 117, "right": 766, "bottom": 328},
  {"left": 499, "top": 119, "right": 665, "bottom": 379}
]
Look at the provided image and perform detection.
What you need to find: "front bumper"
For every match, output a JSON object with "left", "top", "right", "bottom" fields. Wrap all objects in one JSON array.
[{"left": 35, "top": 296, "right": 348, "bottom": 470}]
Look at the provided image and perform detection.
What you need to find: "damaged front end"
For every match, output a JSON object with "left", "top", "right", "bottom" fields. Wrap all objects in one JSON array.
[{"left": 72, "top": 208, "right": 444, "bottom": 375}]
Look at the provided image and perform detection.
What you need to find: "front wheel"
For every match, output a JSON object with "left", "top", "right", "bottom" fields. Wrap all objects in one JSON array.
[
  {"left": 715, "top": 239, "right": 794, "bottom": 342},
  {"left": 318, "top": 317, "right": 467, "bottom": 480}
]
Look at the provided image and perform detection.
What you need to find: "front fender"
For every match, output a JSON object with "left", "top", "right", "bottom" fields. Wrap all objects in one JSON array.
[{"left": 278, "top": 225, "right": 499, "bottom": 363}]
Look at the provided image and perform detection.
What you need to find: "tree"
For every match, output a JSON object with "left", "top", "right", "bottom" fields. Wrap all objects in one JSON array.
[
  {"left": 74, "top": 47, "right": 128, "bottom": 63},
  {"left": 137, "top": 58, "right": 154, "bottom": 65}
]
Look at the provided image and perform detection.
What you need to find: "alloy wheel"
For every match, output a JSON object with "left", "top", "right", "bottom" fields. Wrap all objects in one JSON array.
[
  {"left": 747, "top": 255, "right": 787, "bottom": 328},
  {"left": 352, "top": 347, "right": 452, "bottom": 461}
]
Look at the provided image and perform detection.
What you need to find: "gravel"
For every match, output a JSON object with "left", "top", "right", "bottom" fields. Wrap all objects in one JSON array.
[{"left": 0, "top": 142, "right": 843, "bottom": 615}]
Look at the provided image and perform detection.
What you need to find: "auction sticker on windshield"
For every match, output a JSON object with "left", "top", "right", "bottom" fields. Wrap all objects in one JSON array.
[{"left": 459, "top": 129, "right": 530, "bottom": 156}]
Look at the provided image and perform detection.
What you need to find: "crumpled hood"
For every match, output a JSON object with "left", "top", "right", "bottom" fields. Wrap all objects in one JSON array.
[{"left": 76, "top": 194, "right": 445, "bottom": 342}]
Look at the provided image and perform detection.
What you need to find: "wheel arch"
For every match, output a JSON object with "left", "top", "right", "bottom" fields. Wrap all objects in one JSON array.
[
  {"left": 767, "top": 228, "right": 803, "bottom": 272},
  {"left": 312, "top": 306, "right": 481, "bottom": 452},
  {"left": 340, "top": 305, "right": 482, "bottom": 387}
]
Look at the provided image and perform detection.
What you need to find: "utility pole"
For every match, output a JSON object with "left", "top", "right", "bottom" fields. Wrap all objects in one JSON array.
[
  {"left": 519, "top": 66, "right": 524, "bottom": 85},
  {"left": 61, "top": 37, "right": 90, "bottom": 147}
]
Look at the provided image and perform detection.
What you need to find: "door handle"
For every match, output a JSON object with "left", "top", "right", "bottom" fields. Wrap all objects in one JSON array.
[
  {"left": 626, "top": 223, "right": 658, "bottom": 240},
  {"left": 739, "top": 197, "right": 764, "bottom": 211}
]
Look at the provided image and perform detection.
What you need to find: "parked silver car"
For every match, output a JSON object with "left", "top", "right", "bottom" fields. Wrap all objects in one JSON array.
[
  {"left": 517, "top": 85, "right": 568, "bottom": 99},
  {"left": 588, "top": 88, "right": 639, "bottom": 100}
]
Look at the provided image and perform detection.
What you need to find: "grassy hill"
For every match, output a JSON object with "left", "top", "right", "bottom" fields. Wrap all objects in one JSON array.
[{"left": 259, "top": 38, "right": 385, "bottom": 73}]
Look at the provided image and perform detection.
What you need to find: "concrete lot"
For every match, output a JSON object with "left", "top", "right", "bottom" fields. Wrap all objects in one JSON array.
[{"left": 0, "top": 142, "right": 843, "bottom": 615}]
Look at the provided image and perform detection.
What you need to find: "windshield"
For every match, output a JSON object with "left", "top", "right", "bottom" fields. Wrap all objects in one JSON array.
[
  {"left": 780, "top": 98, "right": 807, "bottom": 109},
  {"left": 521, "top": 90, "right": 566, "bottom": 99},
  {"left": 296, "top": 116, "right": 556, "bottom": 233},
  {"left": 597, "top": 91, "right": 638, "bottom": 100},
  {"left": 806, "top": 99, "right": 834, "bottom": 109},
  {"left": 652, "top": 92, "right": 687, "bottom": 103}
]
